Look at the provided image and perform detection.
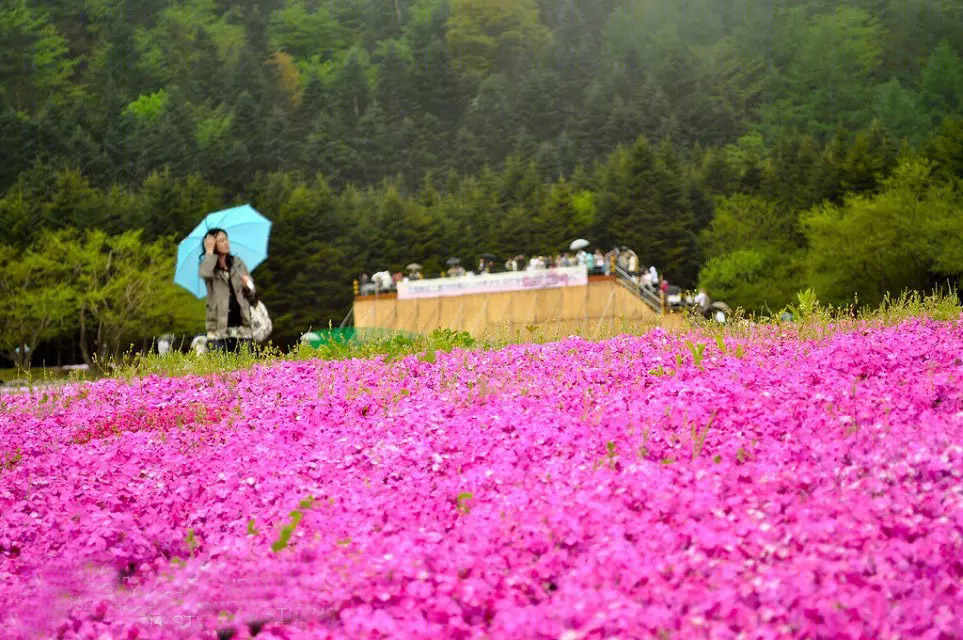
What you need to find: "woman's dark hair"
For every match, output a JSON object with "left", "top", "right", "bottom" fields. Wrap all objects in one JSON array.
[{"left": 200, "top": 228, "right": 233, "bottom": 268}]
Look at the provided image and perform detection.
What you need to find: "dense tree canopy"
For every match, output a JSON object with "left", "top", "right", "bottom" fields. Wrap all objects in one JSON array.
[{"left": 2, "top": 0, "right": 960, "bottom": 190}]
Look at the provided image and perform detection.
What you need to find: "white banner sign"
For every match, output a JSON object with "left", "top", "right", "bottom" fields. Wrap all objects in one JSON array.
[{"left": 397, "top": 266, "right": 589, "bottom": 299}]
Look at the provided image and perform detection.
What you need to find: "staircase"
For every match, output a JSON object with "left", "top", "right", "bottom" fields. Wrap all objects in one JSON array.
[{"left": 612, "top": 265, "right": 662, "bottom": 313}]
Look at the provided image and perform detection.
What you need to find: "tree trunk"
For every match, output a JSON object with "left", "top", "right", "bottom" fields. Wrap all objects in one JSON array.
[
  {"left": 26, "top": 317, "right": 49, "bottom": 373},
  {"left": 96, "top": 320, "right": 108, "bottom": 366},
  {"left": 14, "top": 342, "right": 29, "bottom": 372},
  {"left": 78, "top": 306, "right": 93, "bottom": 368}
]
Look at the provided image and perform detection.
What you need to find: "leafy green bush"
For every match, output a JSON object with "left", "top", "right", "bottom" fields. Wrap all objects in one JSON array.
[{"left": 699, "top": 247, "right": 806, "bottom": 313}]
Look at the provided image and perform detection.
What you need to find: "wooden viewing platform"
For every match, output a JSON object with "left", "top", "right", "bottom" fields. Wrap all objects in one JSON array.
[{"left": 353, "top": 273, "right": 683, "bottom": 339}]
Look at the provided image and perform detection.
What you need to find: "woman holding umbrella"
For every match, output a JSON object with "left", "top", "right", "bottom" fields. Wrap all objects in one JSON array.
[{"left": 200, "top": 228, "right": 256, "bottom": 352}]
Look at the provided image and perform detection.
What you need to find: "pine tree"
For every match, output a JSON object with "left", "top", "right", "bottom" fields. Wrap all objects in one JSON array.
[
  {"left": 921, "top": 39, "right": 963, "bottom": 121},
  {"left": 180, "top": 27, "right": 226, "bottom": 105},
  {"left": 514, "top": 68, "right": 564, "bottom": 141},
  {"left": 350, "top": 100, "right": 390, "bottom": 184},
  {"left": 331, "top": 49, "right": 371, "bottom": 130},
  {"left": 652, "top": 141, "right": 699, "bottom": 286},
  {"left": 531, "top": 179, "right": 591, "bottom": 255},
  {"left": 262, "top": 106, "right": 292, "bottom": 174},
  {"left": 374, "top": 39, "right": 414, "bottom": 125},
  {"left": 924, "top": 116, "right": 963, "bottom": 179},
  {"left": 407, "top": 1, "right": 465, "bottom": 126},
  {"left": 873, "top": 78, "right": 927, "bottom": 144},
  {"left": 464, "top": 73, "right": 516, "bottom": 167},
  {"left": 839, "top": 121, "right": 897, "bottom": 195},
  {"left": 547, "top": 0, "right": 597, "bottom": 120},
  {"left": 223, "top": 90, "right": 263, "bottom": 191},
  {"left": 0, "top": 107, "right": 46, "bottom": 191},
  {"left": 595, "top": 137, "right": 658, "bottom": 254},
  {"left": 699, "top": 146, "right": 738, "bottom": 196}
]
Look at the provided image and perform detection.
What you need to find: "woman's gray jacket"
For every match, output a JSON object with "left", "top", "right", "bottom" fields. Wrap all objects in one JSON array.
[{"left": 199, "top": 254, "right": 252, "bottom": 334}]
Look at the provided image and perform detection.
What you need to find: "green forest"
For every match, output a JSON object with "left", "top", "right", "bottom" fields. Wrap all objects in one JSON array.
[{"left": 2, "top": 0, "right": 963, "bottom": 368}]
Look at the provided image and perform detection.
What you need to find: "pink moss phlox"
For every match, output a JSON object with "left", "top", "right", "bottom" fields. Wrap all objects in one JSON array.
[{"left": 2, "top": 317, "right": 963, "bottom": 638}]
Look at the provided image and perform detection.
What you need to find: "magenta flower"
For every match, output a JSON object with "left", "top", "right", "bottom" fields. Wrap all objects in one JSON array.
[{"left": 2, "top": 317, "right": 963, "bottom": 638}]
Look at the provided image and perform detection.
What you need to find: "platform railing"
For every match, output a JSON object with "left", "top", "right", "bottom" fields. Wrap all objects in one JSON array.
[{"left": 612, "top": 265, "right": 662, "bottom": 313}]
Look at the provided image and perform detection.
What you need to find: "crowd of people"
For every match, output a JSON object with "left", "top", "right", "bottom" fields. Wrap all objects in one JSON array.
[{"left": 357, "top": 246, "right": 669, "bottom": 297}]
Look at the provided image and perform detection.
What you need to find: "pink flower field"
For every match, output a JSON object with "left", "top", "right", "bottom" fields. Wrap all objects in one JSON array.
[{"left": 2, "top": 318, "right": 963, "bottom": 640}]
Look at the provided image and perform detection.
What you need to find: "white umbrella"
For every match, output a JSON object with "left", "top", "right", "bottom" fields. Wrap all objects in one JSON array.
[{"left": 569, "top": 238, "right": 590, "bottom": 250}]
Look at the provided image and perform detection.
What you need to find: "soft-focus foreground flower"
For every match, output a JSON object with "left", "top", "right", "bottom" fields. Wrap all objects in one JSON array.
[{"left": 1, "top": 317, "right": 962, "bottom": 639}]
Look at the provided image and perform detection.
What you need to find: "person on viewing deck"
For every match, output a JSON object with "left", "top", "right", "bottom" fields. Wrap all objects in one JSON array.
[
  {"left": 694, "top": 288, "right": 710, "bottom": 314},
  {"left": 627, "top": 251, "right": 639, "bottom": 275},
  {"left": 199, "top": 228, "right": 255, "bottom": 352},
  {"left": 616, "top": 249, "right": 628, "bottom": 272},
  {"left": 372, "top": 270, "right": 392, "bottom": 290},
  {"left": 594, "top": 250, "right": 606, "bottom": 274}
]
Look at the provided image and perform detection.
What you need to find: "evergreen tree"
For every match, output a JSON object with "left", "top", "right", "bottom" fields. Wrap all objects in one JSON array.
[
  {"left": 464, "top": 73, "right": 516, "bottom": 167},
  {"left": 594, "top": 138, "right": 657, "bottom": 255},
  {"left": 0, "top": 0, "right": 73, "bottom": 112},
  {"left": 839, "top": 122, "right": 898, "bottom": 195},
  {"left": 0, "top": 108, "right": 49, "bottom": 191},
  {"left": 374, "top": 39, "right": 415, "bottom": 125},
  {"left": 920, "top": 39, "right": 963, "bottom": 121},
  {"left": 251, "top": 174, "right": 354, "bottom": 339},
  {"left": 406, "top": 0, "right": 465, "bottom": 125},
  {"left": 925, "top": 116, "right": 963, "bottom": 179},
  {"left": 653, "top": 141, "right": 699, "bottom": 286},
  {"left": 873, "top": 78, "right": 928, "bottom": 144},
  {"left": 349, "top": 101, "right": 390, "bottom": 184},
  {"left": 222, "top": 90, "right": 263, "bottom": 191},
  {"left": 547, "top": 0, "right": 596, "bottom": 120},
  {"left": 759, "top": 6, "right": 883, "bottom": 139},
  {"left": 514, "top": 69, "right": 564, "bottom": 141},
  {"left": 180, "top": 27, "right": 226, "bottom": 105},
  {"left": 698, "top": 146, "right": 739, "bottom": 196},
  {"left": 331, "top": 49, "right": 371, "bottom": 129},
  {"left": 531, "top": 179, "right": 592, "bottom": 255},
  {"left": 262, "top": 106, "right": 293, "bottom": 174}
]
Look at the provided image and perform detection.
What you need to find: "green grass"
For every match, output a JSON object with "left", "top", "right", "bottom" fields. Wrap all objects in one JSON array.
[
  {"left": 688, "top": 287, "right": 962, "bottom": 341},
  {"left": 107, "top": 327, "right": 482, "bottom": 381},
  {"left": 2, "top": 288, "right": 959, "bottom": 387},
  {"left": 0, "top": 365, "right": 81, "bottom": 388}
]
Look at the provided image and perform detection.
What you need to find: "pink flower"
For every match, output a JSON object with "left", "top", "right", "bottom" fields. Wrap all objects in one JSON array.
[{"left": 2, "top": 317, "right": 963, "bottom": 638}]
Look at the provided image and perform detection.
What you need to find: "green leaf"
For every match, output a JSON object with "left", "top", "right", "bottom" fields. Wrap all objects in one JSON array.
[
  {"left": 714, "top": 336, "right": 726, "bottom": 353},
  {"left": 271, "top": 509, "right": 303, "bottom": 552},
  {"left": 456, "top": 491, "right": 474, "bottom": 514}
]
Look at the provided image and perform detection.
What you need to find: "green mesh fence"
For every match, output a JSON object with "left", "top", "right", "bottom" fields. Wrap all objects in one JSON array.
[{"left": 299, "top": 327, "right": 418, "bottom": 347}]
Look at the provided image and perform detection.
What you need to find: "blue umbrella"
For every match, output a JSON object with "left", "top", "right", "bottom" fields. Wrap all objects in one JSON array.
[{"left": 174, "top": 204, "right": 272, "bottom": 298}]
